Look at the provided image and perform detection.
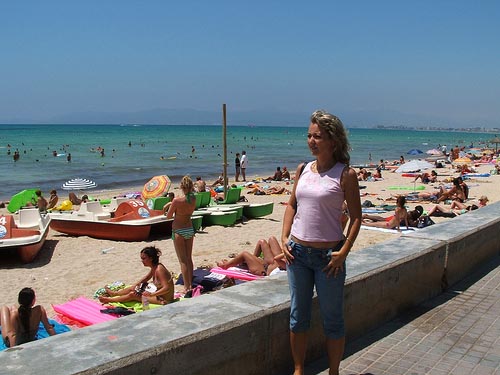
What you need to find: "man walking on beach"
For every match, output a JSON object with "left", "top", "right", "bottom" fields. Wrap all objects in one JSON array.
[{"left": 240, "top": 151, "right": 248, "bottom": 182}]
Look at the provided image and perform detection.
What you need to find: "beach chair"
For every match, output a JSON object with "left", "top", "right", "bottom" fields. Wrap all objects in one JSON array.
[
  {"left": 108, "top": 197, "right": 129, "bottom": 212},
  {"left": 217, "top": 187, "right": 242, "bottom": 205},
  {"left": 194, "top": 193, "right": 204, "bottom": 209},
  {"left": 84, "top": 201, "right": 111, "bottom": 220},
  {"left": 199, "top": 191, "right": 212, "bottom": 208},
  {"left": 149, "top": 197, "right": 170, "bottom": 211},
  {"left": 17, "top": 208, "right": 42, "bottom": 228}
]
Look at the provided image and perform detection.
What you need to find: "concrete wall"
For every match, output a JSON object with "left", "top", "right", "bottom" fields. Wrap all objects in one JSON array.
[{"left": 1, "top": 203, "right": 499, "bottom": 375}]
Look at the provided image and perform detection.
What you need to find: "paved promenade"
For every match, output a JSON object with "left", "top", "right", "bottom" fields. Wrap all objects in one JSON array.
[{"left": 305, "top": 256, "right": 500, "bottom": 375}]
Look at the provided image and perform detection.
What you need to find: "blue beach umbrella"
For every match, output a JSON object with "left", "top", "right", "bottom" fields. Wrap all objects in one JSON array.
[{"left": 407, "top": 149, "right": 423, "bottom": 155}]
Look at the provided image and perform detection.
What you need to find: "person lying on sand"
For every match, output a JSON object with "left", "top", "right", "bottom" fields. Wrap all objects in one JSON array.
[
  {"left": 98, "top": 246, "right": 174, "bottom": 305},
  {"left": 217, "top": 236, "right": 286, "bottom": 276},
  {"left": 247, "top": 185, "right": 290, "bottom": 195},
  {"left": 68, "top": 192, "right": 89, "bottom": 205},
  {"left": 426, "top": 195, "right": 487, "bottom": 217},
  {"left": 414, "top": 170, "right": 438, "bottom": 184}
]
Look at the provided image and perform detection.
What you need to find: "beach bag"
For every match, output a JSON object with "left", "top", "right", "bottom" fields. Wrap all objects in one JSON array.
[
  {"left": 176, "top": 268, "right": 227, "bottom": 291},
  {"left": 417, "top": 216, "right": 435, "bottom": 228},
  {"left": 362, "top": 200, "right": 374, "bottom": 207}
]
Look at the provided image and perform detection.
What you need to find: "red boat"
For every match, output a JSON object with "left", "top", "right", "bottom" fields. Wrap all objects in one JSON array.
[
  {"left": 0, "top": 208, "right": 51, "bottom": 263},
  {"left": 48, "top": 199, "right": 172, "bottom": 241}
]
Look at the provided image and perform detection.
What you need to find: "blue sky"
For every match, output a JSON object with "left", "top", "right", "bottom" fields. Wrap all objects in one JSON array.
[{"left": 1, "top": 1, "right": 499, "bottom": 127}]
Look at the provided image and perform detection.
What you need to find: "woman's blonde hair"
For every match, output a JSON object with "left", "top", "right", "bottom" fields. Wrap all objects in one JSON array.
[
  {"left": 310, "top": 110, "right": 351, "bottom": 164},
  {"left": 180, "top": 176, "right": 194, "bottom": 195}
]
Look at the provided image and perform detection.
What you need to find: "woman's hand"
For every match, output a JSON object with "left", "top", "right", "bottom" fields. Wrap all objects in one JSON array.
[
  {"left": 281, "top": 239, "right": 294, "bottom": 265},
  {"left": 322, "top": 251, "right": 346, "bottom": 278}
]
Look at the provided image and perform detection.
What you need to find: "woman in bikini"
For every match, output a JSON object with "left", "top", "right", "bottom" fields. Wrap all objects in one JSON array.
[
  {"left": 1, "top": 287, "right": 56, "bottom": 347},
  {"left": 363, "top": 195, "right": 409, "bottom": 231},
  {"left": 437, "top": 177, "right": 467, "bottom": 203},
  {"left": 217, "top": 236, "right": 286, "bottom": 276},
  {"left": 99, "top": 246, "right": 174, "bottom": 305},
  {"left": 166, "top": 176, "right": 197, "bottom": 295}
]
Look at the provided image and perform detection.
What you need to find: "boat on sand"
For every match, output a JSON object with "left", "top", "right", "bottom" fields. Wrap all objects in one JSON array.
[
  {"left": 49, "top": 199, "right": 172, "bottom": 241},
  {"left": 0, "top": 208, "right": 51, "bottom": 263},
  {"left": 243, "top": 202, "right": 274, "bottom": 218}
]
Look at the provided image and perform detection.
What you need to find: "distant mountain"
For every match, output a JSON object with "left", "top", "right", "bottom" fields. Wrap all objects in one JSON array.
[{"left": 1, "top": 107, "right": 495, "bottom": 128}]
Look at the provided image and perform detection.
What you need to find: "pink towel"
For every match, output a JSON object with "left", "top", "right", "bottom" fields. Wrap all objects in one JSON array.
[{"left": 210, "top": 267, "right": 264, "bottom": 281}]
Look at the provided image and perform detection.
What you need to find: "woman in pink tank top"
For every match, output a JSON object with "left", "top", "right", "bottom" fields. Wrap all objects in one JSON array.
[{"left": 281, "top": 110, "right": 362, "bottom": 375}]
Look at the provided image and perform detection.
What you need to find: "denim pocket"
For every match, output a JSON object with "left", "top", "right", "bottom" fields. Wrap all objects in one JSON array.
[{"left": 288, "top": 240, "right": 299, "bottom": 257}]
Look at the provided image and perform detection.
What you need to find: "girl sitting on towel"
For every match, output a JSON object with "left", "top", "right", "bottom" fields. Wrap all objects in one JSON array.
[
  {"left": 99, "top": 246, "right": 174, "bottom": 305},
  {"left": 362, "top": 195, "right": 409, "bottom": 231},
  {"left": 1, "top": 287, "right": 56, "bottom": 347}
]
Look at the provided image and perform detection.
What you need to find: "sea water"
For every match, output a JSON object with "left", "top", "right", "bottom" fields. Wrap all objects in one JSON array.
[{"left": 0, "top": 124, "right": 492, "bottom": 200}]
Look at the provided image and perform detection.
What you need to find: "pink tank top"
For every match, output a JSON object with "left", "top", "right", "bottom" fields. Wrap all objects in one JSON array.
[{"left": 291, "top": 161, "right": 345, "bottom": 242}]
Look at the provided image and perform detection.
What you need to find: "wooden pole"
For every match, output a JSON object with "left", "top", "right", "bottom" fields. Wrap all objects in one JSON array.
[{"left": 222, "top": 104, "right": 228, "bottom": 199}]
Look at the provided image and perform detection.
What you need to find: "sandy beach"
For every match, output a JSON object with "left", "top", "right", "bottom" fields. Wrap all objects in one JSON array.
[{"left": 1, "top": 162, "right": 498, "bottom": 319}]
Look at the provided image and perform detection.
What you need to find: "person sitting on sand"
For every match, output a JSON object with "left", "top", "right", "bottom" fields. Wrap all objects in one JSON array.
[
  {"left": 363, "top": 195, "right": 409, "bottom": 231},
  {"left": 436, "top": 177, "right": 467, "bottom": 203},
  {"left": 98, "top": 246, "right": 174, "bottom": 305},
  {"left": 47, "top": 189, "right": 59, "bottom": 210},
  {"left": 195, "top": 176, "right": 206, "bottom": 192},
  {"left": 35, "top": 190, "right": 48, "bottom": 212},
  {"left": 265, "top": 167, "right": 283, "bottom": 181},
  {"left": 364, "top": 204, "right": 422, "bottom": 228},
  {"left": 1, "top": 287, "right": 56, "bottom": 347},
  {"left": 217, "top": 236, "right": 286, "bottom": 276},
  {"left": 407, "top": 205, "right": 424, "bottom": 227},
  {"left": 281, "top": 166, "right": 291, "bottom": 180},
  {"left": 357, "top": 168, "right": 369, "bottom": 181},
  {"left": 68, "top": 192, "right": 89, "bottom": 205},
  {"left": 414, "top": 170, "right": 438, "bottom": 184}
]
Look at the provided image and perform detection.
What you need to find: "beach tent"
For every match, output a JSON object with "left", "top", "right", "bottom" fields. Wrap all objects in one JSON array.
[
  {"left": 395, "top": 160, "right": 434, "bottom": 173},
  {"left": 7, "top": 188, "right": 39, "bottom": 213}
]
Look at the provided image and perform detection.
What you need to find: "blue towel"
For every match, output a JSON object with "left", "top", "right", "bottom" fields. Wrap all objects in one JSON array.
[{"left": 0, "top": 319, "right": 70, "bottom": 350}]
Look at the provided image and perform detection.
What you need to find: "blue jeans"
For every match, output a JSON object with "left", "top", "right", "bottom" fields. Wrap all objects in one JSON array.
[{"left": 287, "top": 240, "right": 346, "bottom": 339}]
